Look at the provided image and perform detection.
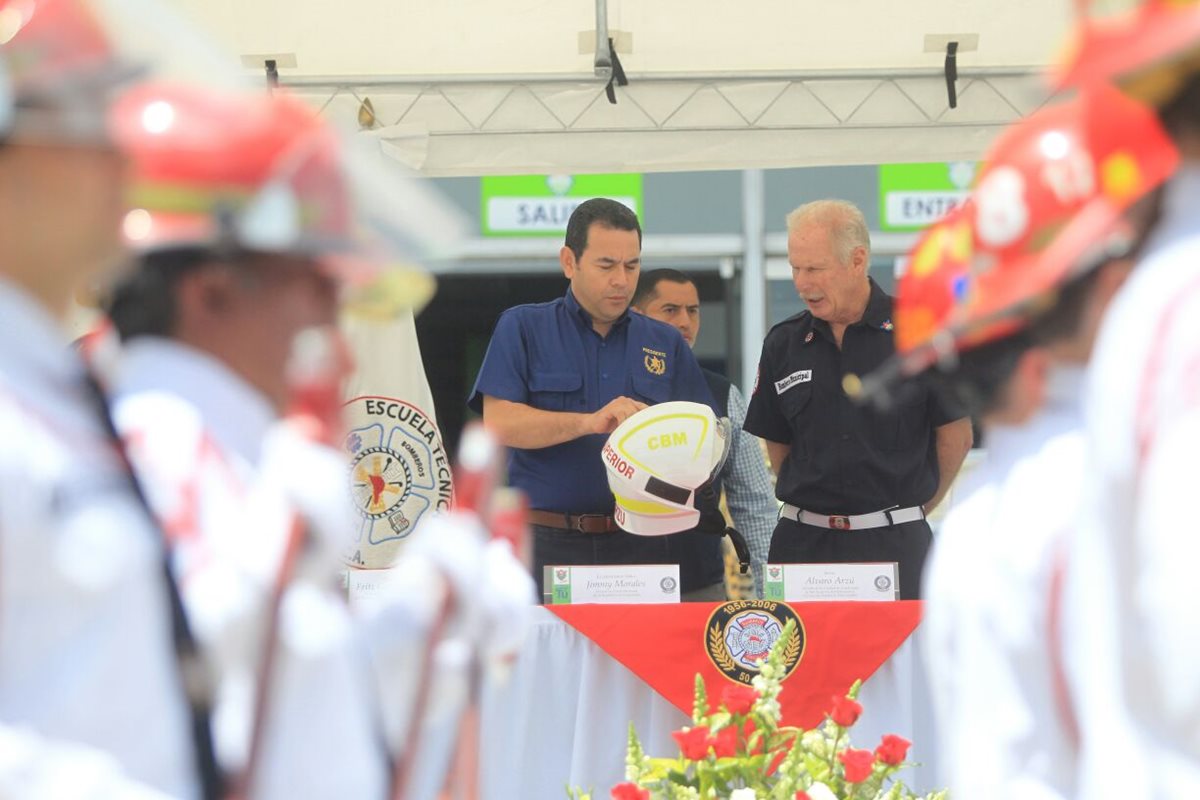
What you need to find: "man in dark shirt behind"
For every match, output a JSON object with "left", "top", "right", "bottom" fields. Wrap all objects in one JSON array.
[
  {"left": 744, "top": 199, "right": 973, "bottom": 599},
  {"left": 468, "top": 199, "right": 715, "bottom": 598},
  {"left": 632, "top": 269, "right": 778, "bottom": 599}
]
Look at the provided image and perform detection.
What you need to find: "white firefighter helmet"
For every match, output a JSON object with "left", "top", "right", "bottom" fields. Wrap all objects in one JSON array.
[{"left": 602, "top": 401, "right": 731, "bottom": 536}]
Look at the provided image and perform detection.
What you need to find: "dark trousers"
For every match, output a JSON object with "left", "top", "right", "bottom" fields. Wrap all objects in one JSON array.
[
  {"left": 766, "top": 517, "right": 933, "bottom": 600},
  {"left": 532, "top": 524, "right": 671, "bottom": 600}
]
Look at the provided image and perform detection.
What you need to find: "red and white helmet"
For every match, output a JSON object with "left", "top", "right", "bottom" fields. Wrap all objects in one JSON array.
[
  {"left": 880, "top": 85, "right": 1177, "bottom": 385},
  {"left": 1, "top": 0, "right": 242, "bottom": 144},
  {"left": 111, "top": 82, "right": 459, "bottom": 314},
  {"left": 603, "top": 401, "right": 730, "bottom": 536},
  {"left": 1055, "top": 0, "right": 1200, "bottom": 105}
]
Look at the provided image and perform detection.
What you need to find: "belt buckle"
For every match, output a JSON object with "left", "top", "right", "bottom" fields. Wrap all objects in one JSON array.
[
  {"left": 829, "top": 515, "right": 851, "bottom": 530},
  {"left": 575, "top": 513, "right": 610, "bottom": 534}
]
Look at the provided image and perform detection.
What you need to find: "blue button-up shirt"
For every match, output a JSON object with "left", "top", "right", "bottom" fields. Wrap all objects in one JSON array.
[{"left": 468, "top": 287, "right": 715, "bottom": 513}]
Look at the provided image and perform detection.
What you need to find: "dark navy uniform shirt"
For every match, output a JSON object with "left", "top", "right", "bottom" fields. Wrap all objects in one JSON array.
[
  {"left": 468, "top": 287, "right": 715, "bottom": 514},
  {"left": 743, "top": 278, "right": 966, "bottom": 516}
]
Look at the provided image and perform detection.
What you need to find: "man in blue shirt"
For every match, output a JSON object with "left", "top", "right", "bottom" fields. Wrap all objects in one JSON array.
[{"left": 468, "top": 199, "right": 715, "bottom": 598}]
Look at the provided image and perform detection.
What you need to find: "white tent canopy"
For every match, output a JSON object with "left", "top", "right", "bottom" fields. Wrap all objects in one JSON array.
[
  {"left": 171, "top": 0, "right": 1080, "bottom": 393},
  {"left": 172, "top": 0, "right": 1074, "bottom": 175}
]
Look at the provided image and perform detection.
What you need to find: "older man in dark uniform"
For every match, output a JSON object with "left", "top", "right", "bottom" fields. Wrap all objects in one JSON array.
[
  {"left": 469, "top": 199, "right": 715, "bottom": 598},
  {"left": 744, "top": 199, "right": 973, "bottom": 599}
]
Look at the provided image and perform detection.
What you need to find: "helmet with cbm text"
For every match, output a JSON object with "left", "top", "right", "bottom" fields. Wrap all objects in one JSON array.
[{"left": 602, "top": 401, "right": 730, "bottom": 536}]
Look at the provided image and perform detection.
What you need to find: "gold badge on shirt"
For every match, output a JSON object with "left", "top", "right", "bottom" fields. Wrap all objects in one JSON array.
[{"left": 642, "top": 346, "right": 667, "bottom": 375}]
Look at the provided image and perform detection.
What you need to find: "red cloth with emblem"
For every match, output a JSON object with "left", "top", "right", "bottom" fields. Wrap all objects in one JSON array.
[{"left": 547, "top": 601, "right": 921, "bottom": 729}]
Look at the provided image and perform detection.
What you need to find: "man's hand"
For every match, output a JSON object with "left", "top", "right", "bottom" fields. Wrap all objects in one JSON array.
[
  {"left": 485, "top": 395, "right": 643, "bottom": 450},
  {"left": 584, "top": 396, "right": 647, "bottom": 435}
]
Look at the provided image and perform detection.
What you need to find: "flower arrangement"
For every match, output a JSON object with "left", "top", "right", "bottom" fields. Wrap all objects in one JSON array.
[{"left": 569, "top": 619, "right": 945, "bottom": 800}]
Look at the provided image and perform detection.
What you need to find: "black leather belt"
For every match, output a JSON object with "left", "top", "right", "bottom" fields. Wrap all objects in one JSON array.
[{"left": 528, "top": 510, "right": 620, "bottom": 534}]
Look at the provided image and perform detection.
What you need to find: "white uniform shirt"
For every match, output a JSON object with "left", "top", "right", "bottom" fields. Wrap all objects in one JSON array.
[
  {"left": 923, "top": 365, "right": 1085, "bottom": 800},
  {"left": 1066, "top": 164, "right": 1200, "bottom": 797},
  {"left": 112, "top": 338, "right": 388, "bottom": 800},
  {"left": 0, "top": 280, "right": 194, "bottom": 798}
]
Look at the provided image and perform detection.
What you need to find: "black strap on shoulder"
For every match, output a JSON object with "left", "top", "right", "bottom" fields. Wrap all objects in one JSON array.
[{"left": 82, "top": 372, "right": 224, "bottom": 800}]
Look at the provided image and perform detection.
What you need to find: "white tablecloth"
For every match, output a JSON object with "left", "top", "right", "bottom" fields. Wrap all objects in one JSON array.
[{"left": 479, "top": 607, "right": 937, "bottom": 799}]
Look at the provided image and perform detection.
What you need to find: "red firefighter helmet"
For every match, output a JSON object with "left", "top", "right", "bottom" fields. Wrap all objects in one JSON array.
[
  {"left": 893, "top": 201, "right": 978, "bottom": 363},
  {"left": 1, "top": 0, "right": 243, "bottom": 143},
  {"left": 0, "top": 0, "right": 130, "bottom": 139},
  {"left": 1055, "top": 0, "right": 1200, "bottom": 105},
  {"left": 111, "top": 82, "right": 444, "bottom": 314},
  {"left": 885, "top": 84, "right": 1177, "bottom": 382}
]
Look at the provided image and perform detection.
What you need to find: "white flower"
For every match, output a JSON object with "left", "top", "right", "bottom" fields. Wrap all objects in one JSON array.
[
  {"left": 730, "top": 789, "right": 757, "bottom": 800},
  {"left": 755, "top": 698, "right": 782, "bottom": 720},
  {"left": 804, "top": 782, "right": 838, "bottom": 800}
]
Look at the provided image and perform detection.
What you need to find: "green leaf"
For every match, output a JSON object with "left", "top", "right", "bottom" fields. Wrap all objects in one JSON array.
[
  {"left": 804, "top": 752, "right": 832, "bottom": 785},
  {"left": 666, "top": 769, "right": 695, "bottom": 788}
]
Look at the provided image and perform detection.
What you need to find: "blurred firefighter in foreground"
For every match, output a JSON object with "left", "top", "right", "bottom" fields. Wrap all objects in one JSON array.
[
  {"left": 0, "top": 0, "right": 258, "bottom": 795},
  {"left": 102, "top": 82, "right": 533, "bottom": 798},
  {"left": 1053, "top": 1, "right": 1200, "bottom": 794},
  {"left": 860, "top": 84, "right": 1176, "bottom": 799}
]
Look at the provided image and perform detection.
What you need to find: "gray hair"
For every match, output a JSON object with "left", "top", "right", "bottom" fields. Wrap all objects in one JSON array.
[{"left": 785, "top": 199, "right": 870, "bottom": 265}]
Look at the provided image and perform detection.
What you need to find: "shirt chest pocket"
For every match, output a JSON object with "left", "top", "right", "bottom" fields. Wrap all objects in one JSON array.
[
  {"left": 778, "top": 383, "right": 814, "bottom": 456},
  {"left": 528, "top": 370, "right": 582, "bottom": 411},
  {"left": 868, "top": 395, "right": 926, "bottom": 452},
  {"left": 631, "top": 373, "right": 671, "bottom": 405}
]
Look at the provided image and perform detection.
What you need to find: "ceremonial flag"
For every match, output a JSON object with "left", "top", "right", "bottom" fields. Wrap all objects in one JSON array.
[{"left": 548, "top": 600, "right": 922, "bottom": 729}]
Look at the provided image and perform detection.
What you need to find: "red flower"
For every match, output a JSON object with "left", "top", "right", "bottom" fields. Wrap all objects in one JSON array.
[
  {"left": 708, "top": 724, "right": 739, "bottom": 758},
  {"left": 794, "top": 793, "right": 811, "bottom": 800},
  {"left": 874, "top": 733, "right": 912, "bottom": 766},
  {"left": 829, "top": 694, "right": 863, "bottom": 727},
  {"left": 611, "top": 783, "right": 650, "bottom": 800},
  {"left": 721, "top": 683, "right": 759, "bottom": 716},
  {"left": 671, "top": 725, "right": 711, "bottom": 760},
  {"left": 839, "top": 748, "right": 876, "bottom": 783}
]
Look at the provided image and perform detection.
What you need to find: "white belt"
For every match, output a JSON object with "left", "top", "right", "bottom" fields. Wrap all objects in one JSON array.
[{"left": 780, "top": 503, "right": 924, "bottom": 531}]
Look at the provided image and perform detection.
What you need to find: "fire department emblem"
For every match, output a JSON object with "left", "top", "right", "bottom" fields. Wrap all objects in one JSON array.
[
  {"left": 706, "top": 601, "right": 804, "bottom": 685},
  {"left": 644, "top": 353, "right": 666, "bottom": 375},
  {"left": 343, "top": 395, "right": 453, "bottom": 569},
  {"left": 351, "top": 446, "right": 412, "bottom": 520}
]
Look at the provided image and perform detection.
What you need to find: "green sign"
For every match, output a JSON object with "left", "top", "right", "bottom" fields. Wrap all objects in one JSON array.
[
  {"left": 480, "top": 173, "right": 643, "bottom": 237},
  {"left": 546, "top": 566, "right": 572, "bottom": 604},
  {"left": 878, "top": 162, "right": 977, "bottom": 232}
]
